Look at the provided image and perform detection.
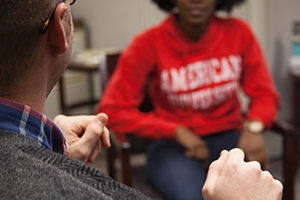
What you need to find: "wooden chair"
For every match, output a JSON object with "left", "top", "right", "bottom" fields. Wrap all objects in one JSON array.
[
  {"left": 98, "top": 50, "right": 164, "bottom": 199},
  {"left": 101, "top": 54, "right": 299, "bottom": 200},
  {"left": 58, "top": 19, "right": 99, "bottom": 115},
  {"left": 58, "top": 58, "right": 99, "bottom": 115}
]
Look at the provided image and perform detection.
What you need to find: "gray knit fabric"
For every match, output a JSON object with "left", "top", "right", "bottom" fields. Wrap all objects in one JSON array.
[{"left": 0, "top": 130, "right": 151, "bottom": 200}]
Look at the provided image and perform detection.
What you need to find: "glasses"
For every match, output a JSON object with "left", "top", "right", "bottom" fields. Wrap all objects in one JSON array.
[{"left": 40, "top": 0, "right": 76, "bottom": 34}]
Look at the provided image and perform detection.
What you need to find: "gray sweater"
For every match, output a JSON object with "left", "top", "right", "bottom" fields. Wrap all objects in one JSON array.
[{"left": 0, "top": 130, "right": 151, "bottom": 200}]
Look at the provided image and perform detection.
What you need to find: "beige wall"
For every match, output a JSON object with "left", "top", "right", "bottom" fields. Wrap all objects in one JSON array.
[
  {"left": 70, "top": 0, "right": 265, "bottom": 49},
  {"left": 269, "top": 0, "right": 300, "bottom": 120},
  {"left": 71, "top": 0, "right": 167, "bottom": 49}
]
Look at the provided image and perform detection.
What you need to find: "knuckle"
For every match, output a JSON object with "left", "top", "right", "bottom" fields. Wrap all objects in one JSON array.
[
  {"left": 208, "top": 160, "right": 221, "bottom": 171},
  {"left": 274, "top": 180, "right": 283, "bottom": 192},
  {"left": 247, "top": 160, "right": 261, "bottom": 171},
  {"left": 202, "top": 185, "right": 212, "bottom": 198}
]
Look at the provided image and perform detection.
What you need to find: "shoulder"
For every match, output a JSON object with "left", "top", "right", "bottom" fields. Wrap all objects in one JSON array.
[
  {"left": 211, "top": 15, "right": 256, "bottom": 41},
  {"left": 213, "top": 15, "right": 253, "bottom": 32},
  {"left": 122, "top": 16, "right": 171, "bottom": 61},
  {"left": 0, "top": 132, "right": 151, "bottom": 199}
]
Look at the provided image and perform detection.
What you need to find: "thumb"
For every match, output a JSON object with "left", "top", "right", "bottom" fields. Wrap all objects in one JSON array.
[
  {"left": 96, "top": 113, "right": 108, "bottom": 125},
  {"left": 77, "top": 115, "right": 107, "bottom": 150}
]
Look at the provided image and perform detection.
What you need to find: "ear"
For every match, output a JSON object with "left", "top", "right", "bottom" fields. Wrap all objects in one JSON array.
[{"left": 48, "top": 3, "right": 69, "bottom": 54}]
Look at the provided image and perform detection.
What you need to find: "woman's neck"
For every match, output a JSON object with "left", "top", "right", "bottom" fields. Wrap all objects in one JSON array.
[{"left": 177, "top": 15, "right": 211, "bottom": 41}]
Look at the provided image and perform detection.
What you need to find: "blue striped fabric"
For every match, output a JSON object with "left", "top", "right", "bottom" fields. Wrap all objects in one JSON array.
[{"left": 0, "top": 97, "right": 68, "bottom": 155}]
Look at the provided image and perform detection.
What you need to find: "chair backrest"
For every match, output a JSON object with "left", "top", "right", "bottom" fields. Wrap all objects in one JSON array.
[
  {"left": 99, "top": 48, "right": 154, "bottom": 153},
  {"left": 99, "top": 48, "right": 122, "bottom": 94}
]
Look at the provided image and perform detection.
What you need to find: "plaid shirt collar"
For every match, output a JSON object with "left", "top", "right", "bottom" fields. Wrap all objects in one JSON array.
[{"left": 0, "top": 97, "right": 68, "bottom": 155}]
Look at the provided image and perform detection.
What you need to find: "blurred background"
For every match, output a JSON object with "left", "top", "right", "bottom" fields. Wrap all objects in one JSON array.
[
  {"left": 46, "top": 0, "right": 300, "bottom": 123},
  {"left": 45, "top": 0, "right": 300, "bottom": 199}
]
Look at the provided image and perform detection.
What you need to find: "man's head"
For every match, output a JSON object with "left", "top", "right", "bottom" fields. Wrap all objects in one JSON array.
[{"left": 0, "top": 0, "right": 75, "bottom": 100}]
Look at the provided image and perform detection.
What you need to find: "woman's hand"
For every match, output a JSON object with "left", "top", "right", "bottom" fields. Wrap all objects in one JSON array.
[
  {"left": 238, "top": 130, "right": 269, "bottom": 170},
  {"left": 176, "top": 125, "right": 210, "bottom": 165}
]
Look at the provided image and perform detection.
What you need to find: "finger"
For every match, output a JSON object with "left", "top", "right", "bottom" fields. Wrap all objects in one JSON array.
[
  {"left": 203, "top": 151, "right": 210, "bottom": 168},
  {"left": 194, "top": 147, "right": 210, "bottom": 165},
  {"left": 100, "top": 126, "right": 111, "bottom": 148},
  {"left": 226, "top": 148, "right": 245, "bottom": 164},
  {"left": 74, "top": 116, "right": 106, "bottom": 157},
  {"left": 184, "top": 150, "right": 193, "bottom": 158},
  {"left": 86, "top": 126, "right": 110, "bottom": 163},
  {"left": 95, "top": 113, "right": 110, "bottom": 148},
  {"left": 87, "top": 139, "right": 101, "bottom": 163},
  {"left": 204, "top": 150, "right": 229, "bottom": 187},
  {"left": 70, "top": 115, "right": 97, "bottom": 128},
  {"left": 83, "top": 116, "right": 106, "bottom": 143},
  {"left": 273, "top": 180, "right": 284, "bottom": 200},
  {"left": 245, "top": 160, "right": 262, "bottom": 171},
  {"left": 261, "top": 170, "right": 283, "bottom": 196},
  {"left": 185, "top": 148, "right": 206, "bottom": 160},
  {"left": 55, "top": 115, "right": 97, "bottom": 138}
]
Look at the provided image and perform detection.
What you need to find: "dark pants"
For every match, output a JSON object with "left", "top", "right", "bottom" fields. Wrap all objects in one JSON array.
[{"left": 146, "top": 130, "right": 240, "bottom": 200}]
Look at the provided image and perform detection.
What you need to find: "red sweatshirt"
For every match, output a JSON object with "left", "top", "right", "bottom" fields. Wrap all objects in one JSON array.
[{"left": 98, "top": 14, "right": 279, "bottom": 140}]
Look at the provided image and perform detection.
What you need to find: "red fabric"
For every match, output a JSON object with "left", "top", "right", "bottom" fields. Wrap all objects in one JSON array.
[{"left": 98, "top": 14, "right": 279, "bottom": 140}]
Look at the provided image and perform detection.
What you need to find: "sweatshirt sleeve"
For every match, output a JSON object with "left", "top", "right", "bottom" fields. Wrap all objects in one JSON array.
[
  {"left": 239, "top": 20, "right": 280, "bottom": 128},
  {"left": 98, "top": 31, "right": 178, "bottom": 140}
]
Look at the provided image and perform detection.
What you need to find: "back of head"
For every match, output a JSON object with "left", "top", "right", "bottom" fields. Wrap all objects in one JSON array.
[
  {"left": 0, "top": 0, "right": 54, "bottom": 91},
  {"left": 151, "top": 0, "right": 247, "bottom": 13}
]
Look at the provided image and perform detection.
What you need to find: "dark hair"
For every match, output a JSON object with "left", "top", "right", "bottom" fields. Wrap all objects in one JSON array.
[
  {"left": 151, "top": 0, "right": 247, "bottom": 13},
  {"left": 0, "top": 0, "right": 53, "bottom": 90}
]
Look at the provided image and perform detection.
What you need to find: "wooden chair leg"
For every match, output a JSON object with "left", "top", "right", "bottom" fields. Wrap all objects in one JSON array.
[
  {"left": 121, "top": 148, "right": 132, "bottom": 187},
  {"left": 106, "top": 147, "right": 117, "bottom": 180},
  {"left": 282, "top": 134, "right": 299, "bottom": 200}
]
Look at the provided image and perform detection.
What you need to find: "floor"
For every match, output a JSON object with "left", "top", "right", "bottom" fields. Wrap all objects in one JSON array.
[{"left": 88, "top": 131, "right": 300, "bottom": 200}]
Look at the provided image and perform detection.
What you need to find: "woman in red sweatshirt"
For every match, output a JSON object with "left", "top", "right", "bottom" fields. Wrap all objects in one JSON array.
[{"left": 98, "top": 0, "right": 279, "bottom": 199}]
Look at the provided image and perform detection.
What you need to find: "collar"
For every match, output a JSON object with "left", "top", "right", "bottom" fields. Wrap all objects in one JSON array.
[{"left": 0, "top": 97, "right": 68, "bottom": 155}]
